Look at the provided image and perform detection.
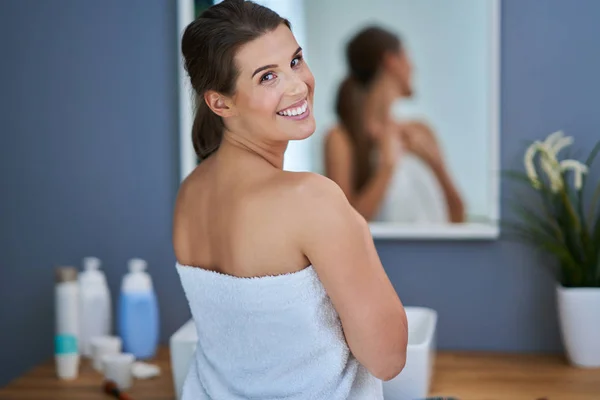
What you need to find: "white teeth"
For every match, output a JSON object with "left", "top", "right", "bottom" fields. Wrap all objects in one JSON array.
[{"left": 278, "top": 100, "right": 308, "bottom": 117}]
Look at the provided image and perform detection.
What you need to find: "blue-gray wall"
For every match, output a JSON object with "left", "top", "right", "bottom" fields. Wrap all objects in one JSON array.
[
  {"left": 0, "top": 0, "right": 184, "bottom": 385},
  {"left": 1, "top": 0, "right": 599, "bottom": 388}
]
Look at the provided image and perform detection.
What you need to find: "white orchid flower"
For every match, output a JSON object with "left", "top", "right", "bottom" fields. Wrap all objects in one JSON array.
[
  {"left": 560, "top": 159, "right": 589, "bottom": 190},
  {"left": 544, "top": 130, "right": 565, "bottom": 148},
  {"left": 540, "top": 151, "right": 563, "bottom": 192},
  {"left": 523, "top": 130, "right": 584, "bottom": 192},
  {"left": 542, "top": 130, "right": 574, "bottom": 156},
  {"left": 524, "top": 141, "right": 542, "bottom": 189},
  {"left": 552, "top": 136, "right": 574, "bottom": 156}
]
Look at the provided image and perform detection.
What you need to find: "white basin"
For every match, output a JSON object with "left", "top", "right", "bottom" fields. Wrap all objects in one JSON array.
[
  {"left": 169, "top": 319, "right": 197, "bottom": 400},
  {"left": 383, "top": 306, "right": 438, "bottom": 400},
  {"left": 170, "top": 306, "right": 437, "bottom": 400}
]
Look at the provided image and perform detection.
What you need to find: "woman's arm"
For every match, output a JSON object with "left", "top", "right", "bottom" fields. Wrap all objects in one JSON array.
[
  {"left": 324, "top": 127, "right": 398, "bottom": 221},
  {"left": 294, "top": 173, "right": 408, "bottom": 381},
  {"left": 401, "top": 121, "right": 465, "bottom": 223},
  {"left": 429, "top": 162, "right": 465, "bottom": 223}
]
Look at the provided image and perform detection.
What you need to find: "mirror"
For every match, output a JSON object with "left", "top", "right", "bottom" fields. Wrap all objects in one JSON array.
[{"left": 177, "top": 0, "right": 500, "bottom": 240}]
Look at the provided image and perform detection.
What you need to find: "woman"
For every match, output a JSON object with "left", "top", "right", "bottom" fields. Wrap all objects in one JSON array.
[
  {"left": 172, "top": 1, "right": 407, "bottom": 399},
  {"left": 324, "top": 26, "right": 465, "bottom": 224}
]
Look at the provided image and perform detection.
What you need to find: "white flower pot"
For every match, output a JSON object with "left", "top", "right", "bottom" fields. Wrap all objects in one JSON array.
[{"left": 556, "top": 285, "right": 600, "bottom": 368}]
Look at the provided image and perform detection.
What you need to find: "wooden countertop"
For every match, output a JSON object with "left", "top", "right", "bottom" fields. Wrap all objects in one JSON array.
[{"left": 1, "top": 347, "right": 599, "bottom": 400}]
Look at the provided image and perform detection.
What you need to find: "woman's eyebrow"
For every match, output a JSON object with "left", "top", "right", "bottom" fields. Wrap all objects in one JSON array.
[{"left": 251, "top": 47, "right": 303, "bottom": 78}]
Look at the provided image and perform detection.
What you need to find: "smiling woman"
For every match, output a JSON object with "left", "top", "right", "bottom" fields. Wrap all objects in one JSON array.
[
  {"left": 172, "top": 1, "right": 407, "bottom": 399},
  {"left": 177, "top": 0, "right": 312, "bottom": 175},
  {"left": 182, "top": 21, "right": 315, "bottom": 159}
]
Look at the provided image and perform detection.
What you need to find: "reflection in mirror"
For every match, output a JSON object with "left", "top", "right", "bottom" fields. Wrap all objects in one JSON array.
[
  {"left": 303, "top": 0, "right": 500, "bottom": 239},
  {"left": 177, "top": 0, "right": 500, "bottom": 239}
]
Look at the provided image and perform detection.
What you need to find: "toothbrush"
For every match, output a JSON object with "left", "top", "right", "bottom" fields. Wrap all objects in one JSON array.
[{"left": 102, "top": 380, "right": 133, "bottom": 400}]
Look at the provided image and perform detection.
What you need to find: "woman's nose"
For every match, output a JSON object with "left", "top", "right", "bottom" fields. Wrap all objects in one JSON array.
[{"left": 286, "top": 75, "right": 307, "bottom": 97}]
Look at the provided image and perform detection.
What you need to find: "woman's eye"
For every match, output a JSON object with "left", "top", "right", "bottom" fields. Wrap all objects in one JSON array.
[
  {"left": 291, "top": 55, "right": 303, "bottom": 68},
  {"left": 260, "top": 72, "right": 275, "bottom": 83}
]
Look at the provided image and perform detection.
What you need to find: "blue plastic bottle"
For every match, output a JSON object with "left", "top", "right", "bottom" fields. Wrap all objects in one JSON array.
[{"left": 118, "top": 258, "right": 159, "bottom": 359}]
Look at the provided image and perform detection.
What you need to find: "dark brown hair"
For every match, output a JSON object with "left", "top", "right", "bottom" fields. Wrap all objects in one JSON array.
[
  {"left": 335, "top": 27, "right": 402, "bottom": 191},
  {"left": 181, "top": 0, "right": 290, "bottom": 160}
]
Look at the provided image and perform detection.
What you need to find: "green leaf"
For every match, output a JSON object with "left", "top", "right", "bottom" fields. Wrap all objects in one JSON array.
[
  {"left": 503, "top": 170, "right": 558, "bottom": 215},
  {"left": 507, "top": 220, "right": 582, "bottom": 285},
  {"left": 595, "top": 247, "right": 600, "bottom": 285},
  {"left": 563, "top": 169, "right": 594, "bottom": 281},
  {"left": 584, "top": 140, "right": 600, "bottom": 167},
  {"left": 593, "top": 196, "right": 600, "bottom": 262},
  {"left": 589, "top": 179, "right": 600, "bottom": 227},
  {"left": 502, "top": 170, "right": 534, "bottom": 185},
  {"left": 509, "top": 202, "right": 561, "bottom": 242},
  {"left": 501, "top": 220, "right": 557, "bottom": 251},
  {"left": 581, "top": 140, "right": 600, "bottom": 226},
  {"left": 560, "top": 207, "right": 585, "bottom": 267},
  {"left": 561, "top": 185, "right": 581, "bottom": 230},
  {"left": 537, "top": 241, "right": 579, "bottom": 270},
  {"left": 580, "top": 140, "right": 600, "bottom": 285}
]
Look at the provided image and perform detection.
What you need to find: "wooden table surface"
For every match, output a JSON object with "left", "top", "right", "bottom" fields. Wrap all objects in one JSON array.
[{"left": 1, "top": 347, "right": 599, "bottom": 400}]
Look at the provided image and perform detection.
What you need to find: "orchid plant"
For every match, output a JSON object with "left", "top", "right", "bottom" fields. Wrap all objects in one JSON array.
[{"left": 504, "top": 131, "right": 600, "bottom": 287}]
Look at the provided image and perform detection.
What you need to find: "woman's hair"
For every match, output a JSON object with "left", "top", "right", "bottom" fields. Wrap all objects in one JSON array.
[
  {"left": 181, "top": 0, "right": 290, "bottom": 160},
  {"left": 335, "top": 27, "right": 402, "bottom": 191}
]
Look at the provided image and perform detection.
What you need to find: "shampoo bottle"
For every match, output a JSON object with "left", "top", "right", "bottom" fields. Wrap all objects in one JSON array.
[
  {"left": 55, "top": 267, "right": 80, "bottom": 380},
  {"left": 79, "top": 256, "right": 112, "bottom": 357},
  {"left": 118, "top": 258, "right": 159, "bottom": 359}
]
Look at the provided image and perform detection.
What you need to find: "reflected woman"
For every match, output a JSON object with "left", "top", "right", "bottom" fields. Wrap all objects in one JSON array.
[{"left": 324, "top": 26, "right": 465, "bottom": 223}]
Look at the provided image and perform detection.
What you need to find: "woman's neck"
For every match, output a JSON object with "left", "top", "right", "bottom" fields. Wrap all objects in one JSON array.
[
  {"left": 219, "top": 130, "right": 287, "bottom": 170},
  {"left": 362, "top": 74, "right": 400, "bottom": 132}
]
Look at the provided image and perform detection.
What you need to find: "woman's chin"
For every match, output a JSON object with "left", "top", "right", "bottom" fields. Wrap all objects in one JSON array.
[{"left": 287, "top": 118, "right": 316, "bottom": 141}]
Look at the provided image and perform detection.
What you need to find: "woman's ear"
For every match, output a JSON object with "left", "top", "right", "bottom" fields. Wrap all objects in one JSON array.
[
  {"left": 204, "top": 90, "right": 237, "bottom": 118},
  {"left": 382, "top": 51, "right": 401, "bottom": 72}
]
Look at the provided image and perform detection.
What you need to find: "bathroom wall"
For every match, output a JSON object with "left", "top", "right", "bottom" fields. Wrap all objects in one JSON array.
[
  {"left": 0, "top": 0, "right": 184, "bottom": 385},
  {"left": 2, "top": 0, "right": 600, "bottom": 387}
]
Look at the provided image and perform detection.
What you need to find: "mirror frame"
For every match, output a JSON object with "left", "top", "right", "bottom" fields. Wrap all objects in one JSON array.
[{"left": 176, "top": 0, "right": 501, "bottom": 240}]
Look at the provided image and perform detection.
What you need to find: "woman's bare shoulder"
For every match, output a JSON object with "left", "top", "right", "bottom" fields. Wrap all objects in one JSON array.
[
  {"left": 172, "top": 161, "right": 214, "bottom": 243},
  {"left": 271, "top": 171, "right": 365, "bottom": 233},
  {"left": 252, "top": 171, "right": 348, "bottom": 219},
  {"left": 173, "top": 161, "right": 211, "bottom": 210},
  {"left": 279, "top": 171, "right": 345, "bottom": 202}
]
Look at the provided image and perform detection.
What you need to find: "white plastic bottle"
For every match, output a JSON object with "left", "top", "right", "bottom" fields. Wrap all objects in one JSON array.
[
  {"left": 55, "top": 267, "right": 80, "bottom": 380},
  {"left": 79, "top": 257, "right": 112, "bottom": 357}
]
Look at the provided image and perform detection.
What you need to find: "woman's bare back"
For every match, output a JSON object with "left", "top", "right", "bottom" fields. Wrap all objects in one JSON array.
[{"left": 173, "top": 149, "right": 311, "bottom": 278}]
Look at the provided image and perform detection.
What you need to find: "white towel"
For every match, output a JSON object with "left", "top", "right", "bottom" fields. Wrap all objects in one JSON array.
[
  {"left": 374, "top": 153, "right": 449, "bottom": 224},
  {"left": 176, "top": 263, "right": 383, "bottom": 400}
]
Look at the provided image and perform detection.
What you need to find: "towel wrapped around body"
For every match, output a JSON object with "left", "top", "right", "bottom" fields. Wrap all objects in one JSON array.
[{"left": 176, "top": 262, "right": 383, "bottom": 400}]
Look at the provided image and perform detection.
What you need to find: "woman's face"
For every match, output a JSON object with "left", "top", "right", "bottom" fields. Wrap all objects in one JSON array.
[
  {"left": 227, "top": 24, "right": 316, "bottom": 143},
  {"left": 387, "top": 50, "right": 413, "bottom": 98}
]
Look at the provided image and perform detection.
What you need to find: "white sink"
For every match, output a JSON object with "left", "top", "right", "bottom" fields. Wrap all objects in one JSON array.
[
  {"left": 169, "top": 319, "right": 197, "bottom": 400},
  {"left": 383, "top": 306, "right": 438, "bottom": 400},
  {"left": 170, "top": 306, "right": 437, "bottom": 400}
]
